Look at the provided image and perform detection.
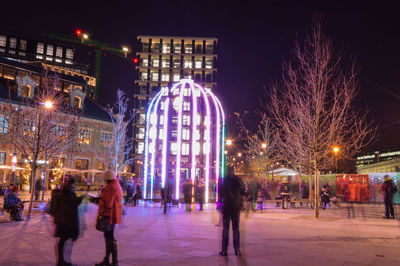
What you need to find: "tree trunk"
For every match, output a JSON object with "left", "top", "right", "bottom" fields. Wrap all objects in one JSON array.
[
  {"left": 314, "top": 164, "right": 319, "bottom": 218},
  {"left": 28, "top": 165, "right": 37, "bottom": 214}
]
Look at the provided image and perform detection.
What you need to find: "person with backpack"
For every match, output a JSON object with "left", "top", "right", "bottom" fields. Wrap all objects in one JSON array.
[
  {"left": 381, "top": 175, "right": 398, "bottom": 219},
  {"left": 219, "top": 170, "right": 247, "bottom": 256}
]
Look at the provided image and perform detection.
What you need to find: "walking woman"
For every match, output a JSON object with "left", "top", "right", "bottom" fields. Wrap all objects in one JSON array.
[{"left": 96, "top": 170, "right": 123, "bottom": 266}]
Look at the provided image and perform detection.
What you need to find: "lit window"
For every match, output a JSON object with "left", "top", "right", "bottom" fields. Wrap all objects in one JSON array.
[
  {"left": 55, "top": 58, "right": 62, "bottom": 63},
  {"left": 183, "top": 101, "right": 190, "bottom": 111},
  {"left": 153, "top": 59, "right": 159, "bottom": 67},
  {"left": 162, "top": 59, "right": 170, "bottom": 67},
  {"left": 0, "top": 152, "right": 6, "bottom": 165},
  {"left": 173, "top": 74, "right": 180, "bottom": 82},
  {"left": 36, "top": 55, "right": 43, "bottom": 59},
  {"left": 54, "top": 125, "right": 66, "bottom": 138},
  {"left": 9, "top": 38, "right": 17, "bottom": 49},
  {"left": 173, "top": 59, "right": 180, "bottom": 68},
  {"left": 24, "top": 120, "right": 36, "bottom": 134},
  {"left": 185, "top": 45, "right": 192, "bottom": 54},
  {"left": 171, "top": 142, "right": 178, "bottom": 155},
  {"left": 141, "top": 72, "right": 148, "bottom": 81},
  {"left": 101, "top": 132, "right": 112, "bottom": 145},
  {"left": 182, "top": 143, "right": 189, "bottom": 155},
  {"left": 183, "top": 129, "right": 190, "bottom": 140},
  {"left": 37, "top": 43, "right": 44, "bottom": 54},
  {"left": 184, "top": 60, "right": 192, "bottom": 68},
  {"left": 139, "top": 114, "right": 146, "bottom": 124},
  {"left": 195, "top": 61, "right": 202, "bottom": 68},
  {"left": 138, "top": 142, "right": 144, "bottom": 154},
  {"left": 174, "top": 43, "right": 181, "bottom": 54},
  {"left": 20, "top": 40, "right": 27, "bottom": 50},
  {"left": 152, "top": 72, "right": 159, "bottom": 81},
  {"left": 0, "top": 36, "right": 6, "bottom": 47},
  {"left": 0, "top": 115, "right": 9, "bottom": 134},
  {"left": 46, "top": 57, "right": 53, "bottom": 61},
  {"left": 162, "top": 44, "right": 170, "bottom": 53},
  {"left": 183, "top": 115, "right": 190, "bottom": 126},
  {"left": 205, "top": 61, "right": 213, "bottom": 69},
  {"left": 75, "top": 159, "right": 89, "bottom": 170},
  {"left": 46, "top": 44, "right": 54, "bottom": 56},
  {"left": 142, "top": 58, "right": 149, "bottom": 67},
  {"left": 66, "top": 48, "right": 74, "bottom": 59},
  {"left": 65, "top": 59, "right": 73, "bottom": 65},
  {"left": 161, "top": 73, "right": 169, "bottom": 82},
  {"left": 79, "top": 129, "right": 91, "bottom": 144},
  {"left": 56, "top": 46, "right": 63, "bottom": 57}
]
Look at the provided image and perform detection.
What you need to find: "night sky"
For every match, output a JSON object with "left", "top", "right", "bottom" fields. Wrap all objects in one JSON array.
[{"left": 1, "top": 0, "right": 399, "bottom": 151}]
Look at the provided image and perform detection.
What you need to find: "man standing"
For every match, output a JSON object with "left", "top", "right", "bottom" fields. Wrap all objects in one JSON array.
[
  {"left": 220, "top": 172, "right": 246, "bottom": 256},
  {"left": 381, "top": 175, "right": 398, "bottom": 219}
]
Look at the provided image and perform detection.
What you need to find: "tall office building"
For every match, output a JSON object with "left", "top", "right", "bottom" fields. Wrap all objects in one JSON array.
[{"left": 132, "top": 35, "right": 218, "bottom": 175}]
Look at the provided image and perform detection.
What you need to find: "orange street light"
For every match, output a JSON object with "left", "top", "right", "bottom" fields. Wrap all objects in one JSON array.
[
  {"left": 261, "top": 143, "right": 267, "bottom": 149},
  {"left": 237, "top": 152, "right": 242, "bottom": 157},
  {"left": 226, "top": 139, "right": 232, "bottom": 146},
  {"left": 44, "top": 100, "right": 53, "bottom": 109},
  {"left": 333, "top": 146, "right": 340, "bottom": 173}
]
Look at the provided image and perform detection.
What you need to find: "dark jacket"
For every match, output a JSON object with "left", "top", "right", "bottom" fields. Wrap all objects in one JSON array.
[
  {"left": 382, "top": 179, "right": 398, "bottom": 204},
  {"left": 4, "top": 192, "right": 21, "bottom": 209},
  {"left": 183, "top": 181, "right": 193, "bottom": 203},
  {"left": 222, "top": 175, "right": 246, "bottom": 213},
  {"left": 51, "top": 189, "right": 83, "bottom": 229}
]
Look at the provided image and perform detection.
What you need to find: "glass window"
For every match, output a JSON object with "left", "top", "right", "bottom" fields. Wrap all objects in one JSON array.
[
  {"left": 162, "top": 43, "right": 170, "bottom": 53},
  {"left": 56, "top": 46, "right": 63, "bottom": 57},
  {"left": 142, "top": 58, "right": 148, "bottom": 67},
  {"left": 151, "top": 42, "right": 160, "bottom": 52},
  {"left": 184, "top": 44, "right": 192, "bottom": 54},
  {"left": 182, "top": 129, "right": 190, "bottom": 140},
  {"left": 184, "top": 60, "right": 192, "bottom": 68},
  {"left": 195, "top": 61, "right": 202, "bottom": 68},
  {"left": 138, "top": 142, "right": 144, "bottom": 154},
  {"left": 66, "top": 48, "right": 74, "bottom": 59},
  {"left": 205, "top": 60, "right": 213, "bottom": 69},
  {"left": 141, "top": 72, "right": 148, "bottom": 81},
  {"left": 173, "top": 73, "right": 180, "bottom": 82},
  {"left": 195, "top": 44, "right": 202, "bottom": 53},
  {"left": 183, "top": 115, "right": 190, "bottom": 126},
  {"left": 136, "top": 128, "right": 145, "bottom": 139},
  {"left": 54, "top": 125, "right": 66, "bottom": 138},
  {"left": 37, "top": 42, "right": 44, "bottom": 54},
  {"left": 182, "top": 143, "right": 189, "bottom": 155},
  {"left": 0, "top": 115, "right": 9, "bottom": 134},
  {"left": 161, "top": 59, "right": 170, "bottom": 67},
  {"left": 79, "top": 129, "right": 91, "bottom": 144},
  {"left": 0, "top": 36, "right": 6, "bottom": 47},
  {"left": 206, "top": 44, "right": 213, "bottom": 54},
  {"left": 46, "top": 44, "right": 54, "bottom": 56},
  {"left": 161, "top": 73, "right": 169, "bottom": 82},
  {"left": 183, "top": 101, "right": 190, "bottom": 111},
  {"left": 0, "top": 152, "right": 5, "bottom": 165},
  {"left": 9, "top": 38, "right": 17, "bottom": 49},
  {"left": 75, "top": 159, "right": 89, "bottom": 170},
  {"left": 151, "top": 72, "right": 159, "bottom": 81},
  {"left": 174, "top": 43, "right": 181, "bottom": 54},
  {"left": 142, "top": 42, "right": 149, "bottom": 52},
  {"left": 20, "top": 39, "right": 27, "bottom": 50},
  {"left": 173, "top": 58, "right": 181, "bottom": 68},
  {"left": 101, "top": 132, "right": 112, "bottom": 145},
  {"left": 170, "top": 142, "right": 178, "bottom": 155},
  {"left": 138, "top": 114, "right": 146, "bottom": 124},
  {"left": 153, "top": 59, "right": 159, "bottom": 67},
  {"left": 24, "top": 120, "right": 36, "bottom": 133}
]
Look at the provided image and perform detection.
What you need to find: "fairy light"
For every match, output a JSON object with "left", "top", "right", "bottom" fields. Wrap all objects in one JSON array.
[
  {"left": 175, "top": 83, "right": 185, "bottom": 200},
  {"left": 161, "top": 97, "right": 170, "bottom": 188}
]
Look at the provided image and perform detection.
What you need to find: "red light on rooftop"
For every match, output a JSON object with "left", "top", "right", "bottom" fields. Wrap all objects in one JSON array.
[
  {"left": 75, "top": 29, "right": 82, "bottom": 36},
  {"left": 132, "top": 57, "right": 139, "bottom": 64}
]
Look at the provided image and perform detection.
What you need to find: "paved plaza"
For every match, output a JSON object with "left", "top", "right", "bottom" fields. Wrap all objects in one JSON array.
[{"left": 1, "top": 202, "right": 400, "bottom": 266}]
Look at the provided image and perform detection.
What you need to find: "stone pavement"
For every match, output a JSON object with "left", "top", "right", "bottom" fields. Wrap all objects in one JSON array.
[{"left": 0, "top": 203, "right": 400, "bottom": 266}]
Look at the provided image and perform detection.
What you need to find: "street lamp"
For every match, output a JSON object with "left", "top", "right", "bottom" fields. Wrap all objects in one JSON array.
[
  {"left": 41, "top": 99, "right": 54, "bottom": 199},
  {"left": 44, "top": 100, "right": 53, "bottom": 109},
  {"left": 237, "top": 152, "right": 242, "bottom": 157},
  {"left": 261, "top": 143, "right": 267, "bottom": 149},
  {"left": 226, "top": 139, "right": 232, "bottom": 146},
  {"left": 333, "top": 146, "right": 339, "bottom": 173}
]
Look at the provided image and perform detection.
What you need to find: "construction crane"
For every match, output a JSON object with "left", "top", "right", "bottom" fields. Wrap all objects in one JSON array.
[{"left": 42, "top": 29, "right": 132, "bottom": 101}]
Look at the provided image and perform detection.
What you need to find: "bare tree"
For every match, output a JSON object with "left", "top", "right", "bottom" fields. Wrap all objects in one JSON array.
[
  {"left": 2, "top": 71, "right": 81, "bottom": 213},
  {"left": 91, "top": 89, "right": 135, "bottom": 176},
  {"left": 268, "top": 18, "right": 375, "bottom": 218},
  {"left": 236, "top": 112, "right": 277, "bottom": 179}
]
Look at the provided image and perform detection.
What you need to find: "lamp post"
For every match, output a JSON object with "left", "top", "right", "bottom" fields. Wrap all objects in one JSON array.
[
  {"left": 333, "top": 146, "right": 339, "bottom": 174},
  {"left": 11, "top": 153, "right": 17, "bottom": 185},
  {"left": 42, "top": 100, "right": 53, "bottom": 200}
]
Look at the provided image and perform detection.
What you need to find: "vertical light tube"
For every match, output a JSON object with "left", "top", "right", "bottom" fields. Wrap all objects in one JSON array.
[
  {"left": 143, "top": 91, "right": 162, "bottom": 199},
  {"left": 191, "top": 85, "right": 198, "bottom": 184},
  {"left": 197, "top": 84, "right": 211, "bottom": 202},
  {"left": 149, "top": 92, "right": 164, "bottom": 200},
  {"left": 175, "top": 82, "right": 185, "bottom": 200},
  {"left": 215, "top": 97, "right": 226, "bottom": 180},
  {"left": 161, "top": 97, "right": 170, "bottom": 188},
  {"left": 209, "top": 92, "right": 221, "bottom": 201}
]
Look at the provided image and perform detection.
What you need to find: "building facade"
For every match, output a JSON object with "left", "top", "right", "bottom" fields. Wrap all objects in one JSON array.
[
  {"left": 356, "top": 147, "right": 400, "bottom": 169},
  {"left": 132, "top": 36, "right": 218, "bottom": 177},
  {"left": 0, "top": 33, "right": 96, "bottom": 99},
  {"left": 0, "top": 57, "right": 112, "bottom": 187}
]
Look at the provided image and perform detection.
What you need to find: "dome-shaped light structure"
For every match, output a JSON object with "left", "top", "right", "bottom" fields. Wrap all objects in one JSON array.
[{"left": 143, "top": 79, "right": 225, "bottom": 203}]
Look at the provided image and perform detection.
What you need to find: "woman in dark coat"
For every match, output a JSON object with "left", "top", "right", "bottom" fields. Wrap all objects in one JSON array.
[
  {"left": 51, "top": 176, "right": 84, "bottom": 266},
  {"left": 381, "top": 175, "right": 398, "bottom": 219}
]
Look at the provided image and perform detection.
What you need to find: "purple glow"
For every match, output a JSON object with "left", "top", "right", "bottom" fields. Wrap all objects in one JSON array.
[
  {"left": 161, "top": 97, "right": 170, "bottom": 188},
  {"left": 175, "top": 84, "right": 185, "bottom": 200}
]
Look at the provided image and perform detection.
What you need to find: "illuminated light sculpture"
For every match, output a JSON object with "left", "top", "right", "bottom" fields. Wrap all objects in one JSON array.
[{"left": 142, "top": 79, "right": 225, "bottom": 203}]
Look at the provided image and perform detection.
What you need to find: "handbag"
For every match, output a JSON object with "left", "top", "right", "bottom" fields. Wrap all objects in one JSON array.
[{"left": 96, "top": 215, "right": 112, "bottom": 232}]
